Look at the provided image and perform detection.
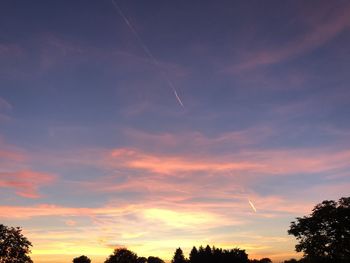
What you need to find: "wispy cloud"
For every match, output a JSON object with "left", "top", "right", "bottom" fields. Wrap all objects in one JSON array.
[
  {"left": 228, "top": 3, "right": 350, "bottom": 72},
  {"left": 0, "top": 170, "right": 56, "bottom": 198}
]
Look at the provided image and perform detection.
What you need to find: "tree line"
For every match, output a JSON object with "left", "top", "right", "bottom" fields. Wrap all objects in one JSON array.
[
  {"left": 73, "top": 246, "right": 269, "bottom": 263},
  {"left": 1, "top": 197, "right": 349, "bottom": 263}
]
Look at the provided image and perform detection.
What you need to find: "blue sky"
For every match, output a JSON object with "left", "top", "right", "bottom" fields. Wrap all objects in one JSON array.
[{"left": 1, "top": 1, "right": 350, "bottom": 262}]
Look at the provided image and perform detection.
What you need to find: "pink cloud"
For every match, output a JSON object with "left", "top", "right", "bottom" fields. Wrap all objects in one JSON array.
[
  {"left": 121, "top": 127, "right": 273, "bottom": 151},
  {"left": 109, "top": 147, "right": 262, "bottom": 174},
  {"left": 0, "top": 149, "right": 25, "bottom": 162},
  {"left": 105, "top": 145, "right": 350, "bottom": 176},
  {"left": 0, "top": 170, "right": 56, "bottom": 198}
]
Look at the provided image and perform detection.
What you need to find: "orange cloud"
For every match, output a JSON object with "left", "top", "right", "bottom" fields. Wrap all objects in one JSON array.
[
  {"left": 0, "top": 170, "right": 56, "bottom": 198},
  {"left": 106, "top": 146, "right": 350, "bottom": 176},
  {"left": 109, "top": 148, "right": 262, "bottom": 174}
]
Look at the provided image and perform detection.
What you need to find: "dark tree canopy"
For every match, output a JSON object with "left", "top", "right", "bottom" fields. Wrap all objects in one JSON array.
[
  {"left": 288, "top": 197, "right": 350, "bottom": 263},
  {"left": 104, "top": 248, "right": 138, "bottom": 263},
  {"left": 283, "top": 259, "right": 298, "bottom": 263},
  {"left": 249, "top": 260, "right": 272, "bottom": 263},
  {"left": 258, "top": 258, "right": 272, "bottom": 263},
  {"left": 73, "top": 255, "right": 91, "bottom": 263},
  {"left": 0, "top": 224, "right": 33, "bottom": 263},
  {"left": 171, "top": 248, "right": 187, "bottom": 263},
  {"left": 147, "top": 256, "right": 164, "bottom": 263},
  {"left": 186, "top": 245, "right": 249, "bottom": 263}
]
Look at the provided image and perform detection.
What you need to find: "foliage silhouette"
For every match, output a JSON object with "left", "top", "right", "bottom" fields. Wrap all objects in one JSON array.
[
  {"left": 105, "top": 248, "right": 138, "bottom": 263},
  {"left": 189, "top": 246, "right": 198, "bottom": 263},
  {"left": 137, "top": 256, "right": 147, "bottom": 263},
  {"left": 288, "top": 197, "right": 350, "bottom": 263},
  {"left": 258, "top": 258, "right": 272, "bottom": 263},
  {"left": 249, "top": 259, "right": 272, "bottom": 263},
  {"left": 172, "top": 248, "right": 187, "bottom": 263},
  {"left": 73, "top": 255, "right": 91, "bottom": 263},
  {"left": 282, "top": 259, "right": 298, "bottom": 263},
  {"left": 147, "top": 256, "right": 164, "bottom": 263},
  {"left": 0, "top": 224, "right": 33, "bottom": 263},
  {"left": 186, "top": 245, "right": 249, "bottom": 263}
]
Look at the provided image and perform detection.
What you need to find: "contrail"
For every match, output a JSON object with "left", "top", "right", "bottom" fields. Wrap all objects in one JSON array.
[
  {"left": 173, "top": 88, "right": 184, "bottom": 108},
  {"left": 110, "top": 0, "right": 184, "bottom": 108},
  {"left": 248, "top": 199, "right": 257, "bottom": 213}
]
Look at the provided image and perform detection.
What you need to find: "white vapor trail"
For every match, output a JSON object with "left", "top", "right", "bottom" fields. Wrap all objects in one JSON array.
[
  {"left": 110, "top": 0, "right": 184, "bottom": 108},
  {"left": 248, "top": 199, "right": 257, "bottom": 213},
  {"left": 173, "top": 88, "right": 184, "bottom": 108}
]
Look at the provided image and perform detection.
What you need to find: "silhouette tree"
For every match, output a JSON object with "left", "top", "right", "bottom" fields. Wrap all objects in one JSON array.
[
  {"left": 283, "top": 259, "right": 298, "bottom": 263},
  {"left": 188, "top": 245, "right": 248, "bottom": 263},
  {"left": 189, "top": 246, "right": 199, "bottom": 263},
  {"left": 147, "top": 256, "right": 164, "bottom": 263},
  {"left": 172, "top": 248, "right": 187, "bottom": 263},
  {"left": 0, "top": 224, "right": 33, "bottom": 263},
  {"left": 204, "top": 245, "right": 212, "bottom": 263},
  {"left": 73, "top": 255, "right": 91, "bottom": 263},
  {"left": 137, "top": 257, "right": 147, "bottom": 263},
  {"left": 259, "top": 258, "right": 272, "bottom": 263},
  {"left": 288, "top": 197, "right": 350, "bottom": 263},
  {"left": 224, "top": 248, "right": 249, "bottom": 263},
  {"left": 104, "top": 248, "right": 138, "bottom": 263}
]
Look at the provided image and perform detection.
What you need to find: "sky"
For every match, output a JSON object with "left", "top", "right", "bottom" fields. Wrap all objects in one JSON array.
[{"left": 1, "top": 0, "right": 350, "bottom": 262}]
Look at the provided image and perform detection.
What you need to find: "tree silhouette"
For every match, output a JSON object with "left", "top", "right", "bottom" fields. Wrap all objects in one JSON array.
[
  {"left": 73, "top": 255, "right": 91, "bottom": 263},
  {"left": 104, "top": 248, "right": 138, "bottom": 263},
  {"left": 283, "top": 259, "right": 298, "bottom": 263},
  {"left": 172, "top": 248, "right": 187, "bottom": 263},
  {"left": 0, "top": 224, "right": 33, "bottom": 263},
  {"left": 137, "top": 257, "right": 147, "bottom": 263},
  {"left": 147, "top": 256, "right": 164, "bottom": 263},
  {"left": 189, "top": 247, "right": 199, "bottom": 263},
  {"left": 258, "top": 258, "right": 272, "bottom": 263},
  {"left": 187, "top": 245, "right": 248, "bottom": 263},
  {"left": 288, "top": 197, "right": 350, "bottom": 263}
]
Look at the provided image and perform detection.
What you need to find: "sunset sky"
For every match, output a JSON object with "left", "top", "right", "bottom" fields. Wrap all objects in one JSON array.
[{"left": 1, "top": 1, "right": 350, "bottom": 262}]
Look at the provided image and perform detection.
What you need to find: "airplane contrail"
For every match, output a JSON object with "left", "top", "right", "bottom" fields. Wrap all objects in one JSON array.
[
  {"left": 110, "top": 0, "right": 184, "bottom": 108},
  {"left": 248, "top": 199, "right": 257, "bottom": 213},
  {"left": 173, "top": 88, "right": 184, "bottom": 108}
]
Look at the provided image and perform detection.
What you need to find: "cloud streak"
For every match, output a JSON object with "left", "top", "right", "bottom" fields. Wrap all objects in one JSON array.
[
  {"left": 229, "top": 3, "right": 350, "bottom": 71},
  {"left": 0, "top": 170, "right": 56, "bottom": 198}
]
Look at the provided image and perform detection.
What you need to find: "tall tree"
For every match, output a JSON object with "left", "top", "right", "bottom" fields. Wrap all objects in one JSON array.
[
  {"left": 171, "top": 248, "right": 187, "bottom": 263},
  {"left": 288, "top": 197, "right": 350, "bottom": 263},
  {"left": 73, "top": 255, "right": 91, "bottom": 263},
  {"left": 104, "top": 248, "right": 138, "bottom": 263},
  {"left": 189, "top": 246, "right": 198, "bottom": 263},
  {"left": 0, "top": 224, "right": 33, "bottom": 263}
]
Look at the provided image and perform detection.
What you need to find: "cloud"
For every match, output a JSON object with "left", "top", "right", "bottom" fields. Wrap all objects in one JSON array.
[
  {"left": 105, "top": 145, "right": 350, "bottom": 176},
  {"left": 0, "top": 148, "right": 25, "bottom": 162},
  {"left": 0, "top": 170, "right": 56, "bottom": 198},
  {"left": 109, "top": 148, "right": 262, "bottom": 174},
  {"left": 228, "top": 3, "right": 350, "bottom": 71},
  {"left": 0, "top": 97, "right": 12, "bottom": 111},
  {"left": 0, "top": 43, "right": 22, "bottom": 56}
]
